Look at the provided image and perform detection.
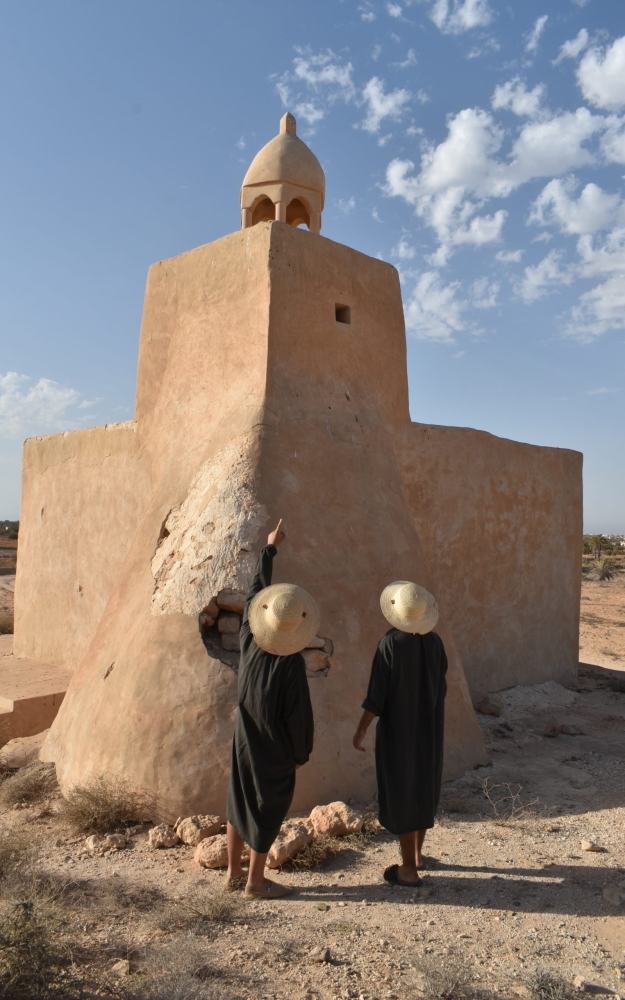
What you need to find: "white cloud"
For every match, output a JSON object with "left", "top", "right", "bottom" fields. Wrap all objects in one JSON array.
[
  {"left": 601, "top": 117, "right": 625, "bottom": 164},
  {"left": 553, "top": 28, "right": 589, "bottom": 64},
  {"left": 515, "top": 250, "right": 573, "bottom": 303},
  {"left": 529, "top": 178, "right": 625, "bottom": 235},
  {"left": 525, "top": 15, "right": 548, "bottom": 54},
  {"left": 360, "top": 77, "right": 411, "bottom": 132},
  {"left": 0, "top": 373, "right": 82, "bottom": 439},
  {"left": 395, "top": 48, "right": 417, "bottom": 68},
  {"left": 495, "top": 249, "right": 524, "bottom": 263},
  {"left": 359, "top": 3, "right": 377, "bottom": 21},
  {"left": 378, "top": 133, "right": 393, "bottom": 146},
  {"left": 586, "top": 387, "right": 619, "bottom": 395},
  {"left": 577, "top": 36, "right": 625, "bottom": 110},
  {"left": 471, "top": 277, "right": 499, "bottom": 308},
  {"left": 277, "top": 49, "right": 356, "bottom": 126},
  {"left": 564, "top": 228, "right": 625, "bottom": 339},
  {"left": 430, "top": 0, "right": 493, "bottom": 35},
  {"left": 372, "top": 44, "right": 382, "bottom": 61},
  {"left": 337, "top": 196, "right": 356, "bottom": 214},
  {"left": 392, "top": 235, "right": 416, "bottom": 259},
  {"left": 491, "top": 78, "right": 546, "bottom": 119},
  {"left": 403, "top": 270, "right": 469, "bottom": 342},
  {"left": 236, "top": 136, "right": 246, "bottom": 150},
  {"left": 416, "top": 89, "right": 430, "bottom": 104},
  {"left": 387, "top": 2, "right": 403, "bottom": 16}
]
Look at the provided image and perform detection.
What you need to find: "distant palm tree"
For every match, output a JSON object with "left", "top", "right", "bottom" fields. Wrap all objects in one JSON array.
[{"left": 590, "top": 534, "right": 606, "bottom": 561}]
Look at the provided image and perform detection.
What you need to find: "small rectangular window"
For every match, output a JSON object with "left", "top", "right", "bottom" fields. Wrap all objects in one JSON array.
[{"left": 335, "top": 304, "right": 351, "bottom": 324}]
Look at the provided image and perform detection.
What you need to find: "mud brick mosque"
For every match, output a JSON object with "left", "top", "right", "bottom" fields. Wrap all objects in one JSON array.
[{"left": 8, "top": 113, "right": 581, "bottom": 819}]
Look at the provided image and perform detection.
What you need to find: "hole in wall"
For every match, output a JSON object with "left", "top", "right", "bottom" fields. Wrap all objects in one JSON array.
[{"left": 335, "top": 304, "right": 351, "bottom": 324}]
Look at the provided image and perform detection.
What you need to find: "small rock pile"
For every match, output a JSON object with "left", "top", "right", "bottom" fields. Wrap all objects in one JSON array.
[
  {"left": 194, "top": 800, "right": 365, "bottom": 870},
  {"left": 199, "top": 589, "right": 333, "bottom": 674}
]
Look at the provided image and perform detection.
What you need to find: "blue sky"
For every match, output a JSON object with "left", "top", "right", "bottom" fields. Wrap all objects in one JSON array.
[{"left": 0, "top": 0, "right": 623, "bottom": 531}]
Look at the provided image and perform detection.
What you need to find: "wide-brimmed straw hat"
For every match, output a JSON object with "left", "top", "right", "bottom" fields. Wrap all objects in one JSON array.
[
  {"left": 380, "top": 580, "right": 439, "bottom": 634},
  {"left": 249, "top": 583, "right": 320, "bottom": 656}
]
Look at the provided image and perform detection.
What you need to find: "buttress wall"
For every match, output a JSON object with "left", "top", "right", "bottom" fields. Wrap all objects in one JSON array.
[
  {"left": 13, "top": 422, "right": 151, "bottom": 671},
  {"left": 398, "top": 422, "right": 583, "bottom": 696}
]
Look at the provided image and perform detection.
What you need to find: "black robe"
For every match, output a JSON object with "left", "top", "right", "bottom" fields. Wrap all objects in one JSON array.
[
  {"left": 226, "top": 545, "right": 314, "bottom": 853},
  {"left": 362, "top": 628, "right": 447, "bottom": 835}
]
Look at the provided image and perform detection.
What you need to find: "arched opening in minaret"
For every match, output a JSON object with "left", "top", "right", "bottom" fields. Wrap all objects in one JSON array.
[
  {"left": 286, "top": 198, "right": 310, "bottom": 229},
  {"left": 252, "top": 197, "right": 275, "bottom": 225}
]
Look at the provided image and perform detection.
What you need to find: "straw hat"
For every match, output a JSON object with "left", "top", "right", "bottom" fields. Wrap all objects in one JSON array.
[
  {"left": 380, "top": 581, "right": 439, "bottom": 635},
  {"left": 249, "top": 583, "right": 320, "bottom": 656}
]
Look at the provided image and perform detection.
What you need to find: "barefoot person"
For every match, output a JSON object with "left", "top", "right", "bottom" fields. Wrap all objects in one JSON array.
[
  {"left": 353, "top": 582, "right": 447, "bottom": 886},
  {"left": 226, "top": 519, "right": 318, "bottom": 899}
]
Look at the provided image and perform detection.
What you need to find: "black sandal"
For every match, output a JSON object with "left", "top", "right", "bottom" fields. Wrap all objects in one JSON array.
[{"left": 381, "top": 864, "right": 423, "bottom": 887}]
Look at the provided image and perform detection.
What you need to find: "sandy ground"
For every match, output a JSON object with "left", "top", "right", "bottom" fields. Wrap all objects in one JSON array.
[
  {"left": 580, "top": 577, "right": 625, "bottom": 669},
  {"left": 0, "top": 575, "right": 14, "bottom": 615},
  {"left": 0, "top": 574, "right": 623, "bottom": 999}
]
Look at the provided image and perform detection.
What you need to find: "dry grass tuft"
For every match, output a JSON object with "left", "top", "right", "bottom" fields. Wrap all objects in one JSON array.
[
  {"left": 0, "top": 762, "right": 58, "bottom": 808},
  {"left": 114, "top": 938, "right": 218, "bottom": 999},
  {"left": 61, "top": 774, "right": 154, "bottom": 834},
  {"left": 286, "top": 834, "right": 343, "bottom": 870},
  {"left": 0, "top": 828, "right": 33, "bottom": 881},
  {"left": 185, "top": 889, "right": 243, "bottom": 924},
  {"left": 413, "top": 953, "right": 473, "bottom": 999},
  {"left": 528, "top": 970, "right": 577, "bottom": 1000},
  {"left": 0, "top": 899, "right": 80, "bottom": 998}
]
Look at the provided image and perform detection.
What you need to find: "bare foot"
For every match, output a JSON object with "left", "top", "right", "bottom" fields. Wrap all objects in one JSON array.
[
  {"left": 397, "top": 863, "right": 423, "bottom": 884},
  {"left": 245, "top": 878, "right": 293, "bottom": 899}
]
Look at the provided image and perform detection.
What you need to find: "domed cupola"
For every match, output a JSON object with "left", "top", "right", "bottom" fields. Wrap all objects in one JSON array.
[{"left": 240, "top": 113, "right": 325, "bottom": 234}]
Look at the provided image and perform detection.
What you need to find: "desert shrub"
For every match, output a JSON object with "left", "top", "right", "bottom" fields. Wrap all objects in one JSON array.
[
  {"left": 413, "top": 953, "right": 473, "bottom": 1000},
  {"left": 0, "top": 762, "right": 58, "bottom": 808},
  {"left": 0, "top": 829, "right": 32, "bottom": 881},
  {"left": 185, "top": 889, "right": 242, "bottom": 924},
  {"left": 481, "top": 779, "right": 542, "bottom": 828},
  {"left": 286, "top": 834, "right": 342, "bottom": 870},
  {"left": 61, "top": 774, "right": 154, "bottom": 834},
  {"left": 0, "top": 615, "right": 12, "bottom": 636},
  {"left": 0, "top": 899, "right": 78, "bottom": 998},
  {"left": 115, "top": 938, "right": 218, "bottom": 1000},
  {"left": 598, "top": 558, "right": 617, "bottom": 581},
  {"left": 528, "top": 970, "right": 576, "bottom": 1000}
]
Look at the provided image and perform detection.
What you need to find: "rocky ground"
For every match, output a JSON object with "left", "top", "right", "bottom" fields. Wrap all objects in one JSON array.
[{"left": 0, "top": 577, "right": 623, "bottom": 999}]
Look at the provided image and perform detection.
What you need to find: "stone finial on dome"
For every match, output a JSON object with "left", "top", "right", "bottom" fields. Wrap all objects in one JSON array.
[
  {"left": 280, "top": 112, "right": 296, "bottom": 135},
  {"left": 240, "top": 113, "right": 325, "bottom": 234}
]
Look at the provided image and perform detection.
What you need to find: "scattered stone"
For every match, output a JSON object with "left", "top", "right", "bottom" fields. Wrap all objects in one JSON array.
[
  {"left": 310, "top": 947, "right": 331, "bottom": 963},
  {"left": 218, "top": 613, "right": 240, "bottom": 634},
  {"left": 216, "top": 591, "right": 246, "bottom": 614},
  {"left": 309, "top": 801, "right": 363, "bottom": 837},
  {"left": 560, "top": 724, "right": 583, "bottom": 736},
  {"left": 0, "top": 730, "right": 49, "bottom": 769},
  {"left": 267, "top": 819, "right": 313, "bottom": 868},
  {"left": 198, "top": 612, "right": 215, "bottom": 628},
  {"left": 545, "top": 824, "right": 559, "bottom": 833},
  {"left": 85, "top": 835, "right": 99, "bottom": 853},
  {"left": 543, "top": 719, "right": 561, "bottom": 737},
  {"left": 573, "top": 976, "right": 588, "bottom": 991},
  {"left": 302, "top": 649, "right": 330, "bottom": 674},
  {"left": 110, "top": 959, "right": 131, "bottom": 977},
  {"left": 603, "top": 887, "right": 625, "bottom": 905},
  {"left": 102, "top": 833, "right": 126, "bottom": 851},
  {"left": 175, "top": 814, "right": 221, "bottom": 846},
  {"left": 194, "top": 834, "right": 229, "bottom": 868},
  {"left": 316, "top": 902, "right": 329, "bottom": 911},
  {"left": 148, "top": 824, "right": 180, "bottom": 849},
  {"left": 475, "top": 695, "right": 502, "bottom": 717},
  {"left": 221, "top": 633, "right": 241, "bottom": 652},
  {"left": 323, "top": 638, "right": 333, "bottom": 656},
  {"left": 581, "top": 840, "right": 603, "bottom": 852}
]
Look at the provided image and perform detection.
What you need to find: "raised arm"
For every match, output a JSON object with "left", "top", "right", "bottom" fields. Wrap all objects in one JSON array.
[{"left": 242, "top": 519, "right": 287, "bottom": 626}]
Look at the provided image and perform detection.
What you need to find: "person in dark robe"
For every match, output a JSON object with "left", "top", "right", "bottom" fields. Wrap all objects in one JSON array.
[
  {"left": 226, "top": 519, "right": 318, "bottom": 899},
  {"left": 353, "top": 580, "right": 447, "bottom": 886}
]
